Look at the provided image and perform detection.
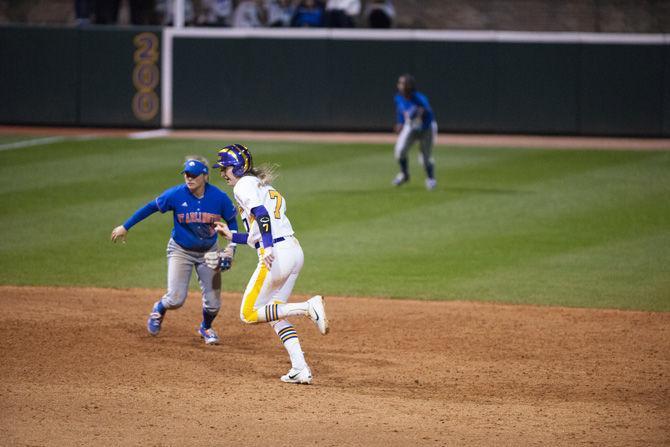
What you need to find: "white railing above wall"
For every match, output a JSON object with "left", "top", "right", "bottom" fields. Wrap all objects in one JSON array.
[{"left": 174, "top": 0, "right": 185, "bottom": 29}]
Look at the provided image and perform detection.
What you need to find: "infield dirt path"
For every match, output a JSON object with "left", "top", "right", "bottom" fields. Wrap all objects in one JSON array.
[{"left": 0, "top": 286, "right": 668, "bottom": 446}]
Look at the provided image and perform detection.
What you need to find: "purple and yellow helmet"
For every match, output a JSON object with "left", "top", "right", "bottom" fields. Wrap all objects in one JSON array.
[{"left": 214, "top": 144, "right": 253, "bottom": 177}]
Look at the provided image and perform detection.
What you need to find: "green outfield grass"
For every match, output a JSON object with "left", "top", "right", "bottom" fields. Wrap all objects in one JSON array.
[{"left": 0, "top": 136, "right": 668, "bottom": 311}]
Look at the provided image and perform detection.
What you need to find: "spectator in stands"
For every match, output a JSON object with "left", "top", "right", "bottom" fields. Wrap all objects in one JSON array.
[
  {"left": 364, "top": 0, "right": 394, "bottom": 28},
  {"left": 74, "top": 0, "right": 92, "bottom": 26},
  {"left": 323, "top": 0, "right": 360, "bottom": 28},
  {"left": 90, "top": 0, "right": 158, "bottom": 25},
  {"left": 290, "top": 0, "right": 324, "bottom": 27},
  {"left": 156, "top": 0, "right": 196, "bottom": 25},
  {"left": 233, "top": 0, "right": 267, "bottom": 27},
  {"left": 197, "top": 0, "right": 234, "bottom": 26},
  {"left": 265, "top": 0, "right": 294, "bottom": 27},
  {"left": 94, "top": 0, "right": 120, "bottom": 24},
  {"left": 130, "top": 0, "right": 159, "bottom": 25}
]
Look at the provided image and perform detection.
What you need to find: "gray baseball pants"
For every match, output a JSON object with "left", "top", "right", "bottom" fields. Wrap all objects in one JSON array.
[
  {"left": 394, "top": 120, "right": 438, "bottom": 171},
  {"left": 160, "top": 238, "right": 221, "bottom": 313}
]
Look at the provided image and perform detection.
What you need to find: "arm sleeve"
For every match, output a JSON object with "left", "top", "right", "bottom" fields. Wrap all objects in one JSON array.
[
  {"left": 123, "top": 201, "right": 160, "bottom": 230},
  {"left": 225, "top": 213, "right": 238, "bottom": 232},
  {"left": 414, "top": 93, "right": 430, "bottom": 111},
  {"left": 155, "top": 188, "right": 174, "bottom": 213},
  {"left": 231, "top": 232, "right": 248, "bottom": 244},
  {"left": 251, "top": 205, "right": 274, "bottom": 248}
]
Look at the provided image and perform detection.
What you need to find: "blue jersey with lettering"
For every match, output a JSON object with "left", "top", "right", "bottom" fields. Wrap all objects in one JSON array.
[
  {"left": 124, "top": 183, "right": 237, "bottom": 252},
  {"left": 394, "top": 91, "right": 435, "bottom": 130}
]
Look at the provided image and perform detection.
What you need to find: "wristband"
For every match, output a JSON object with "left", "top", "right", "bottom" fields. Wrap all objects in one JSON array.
[{"left": 232, "top": 233, "right": 248, "bottom": 244}]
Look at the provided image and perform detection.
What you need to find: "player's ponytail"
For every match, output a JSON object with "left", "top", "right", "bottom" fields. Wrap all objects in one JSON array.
[{"left": 251, "top": 163, "right": 279, "bottom": 186}]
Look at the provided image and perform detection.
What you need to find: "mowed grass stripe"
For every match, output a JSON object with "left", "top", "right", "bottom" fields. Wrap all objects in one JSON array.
[
  {"left": 294, "top": 148, "right": 669, "bottom": 309},
  {"left": 462, "top": 232, "right": 670, "bottom": 309},
  {"left": 0, "top": 137, "right": 667, "bottom": 311}
]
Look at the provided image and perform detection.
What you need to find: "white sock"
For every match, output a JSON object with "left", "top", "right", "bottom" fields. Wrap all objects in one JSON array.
[
  {"left": 258, "top": 302, "right": 308, "bottom": 322},
  {"left": 273, "top": 320, "right": 307, "bottom": 370}
]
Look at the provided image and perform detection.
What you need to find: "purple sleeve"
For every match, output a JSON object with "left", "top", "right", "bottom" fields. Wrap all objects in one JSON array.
[
  {"left": 251, "top": 205, "right": 274, "bottom": 248},
  {"left": 231, "top": 233, "right": 248, "bottom": 244}
]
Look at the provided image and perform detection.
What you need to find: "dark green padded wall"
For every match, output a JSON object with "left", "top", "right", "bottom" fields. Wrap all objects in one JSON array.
[
  {"left": 416, "top": 41, "right": 498, "bottom": 133},
  {"left": 0, "top": 26, "right": 79, "bottom": 125},
  {"left": 0, "top": 26, "right": 667, "bottom": 136},
  {"left": 0, "top": 26, "right": 161, "bottom": 128},
  {"left": 79, "top": 27, "right": 161, "bottom": 127},
  {"left": 494, "top": 43, "right": 580, "bottom": 134},
  {"left": 172, "top": 36, "right": 667, "bottom": 136},
  {"left": 173, "top": 38, "right": 330, "bottom": 129},
  {"left": 579, "top": 44, "right": 665, "bottom": 136}
]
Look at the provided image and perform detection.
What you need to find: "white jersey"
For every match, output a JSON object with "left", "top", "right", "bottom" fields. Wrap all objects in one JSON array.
[{"left": 233, "top": 175, "right": 294, "bottom": 248}]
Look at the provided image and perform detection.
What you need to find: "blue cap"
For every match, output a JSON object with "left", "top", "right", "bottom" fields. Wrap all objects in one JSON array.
[{"left": 181, "top": 160, "right": 208, "bottom": 176}]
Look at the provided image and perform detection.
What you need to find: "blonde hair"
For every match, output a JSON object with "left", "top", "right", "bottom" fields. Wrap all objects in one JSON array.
[
  {"left": 184, "top": 154, "right": 210, "bottom": 168},
  {"left": 251, "top": 163, "right": 279, "bottom": 186}
]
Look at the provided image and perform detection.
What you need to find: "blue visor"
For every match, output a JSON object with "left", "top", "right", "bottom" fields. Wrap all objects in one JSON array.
[{"left": 181, "top": 160, "right": 208, "bottom": 176}]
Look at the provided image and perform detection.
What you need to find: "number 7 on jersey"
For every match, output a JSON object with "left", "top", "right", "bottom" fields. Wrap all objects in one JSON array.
[{"left": 269, "top": 190, "right": 283, "bottom": 219}]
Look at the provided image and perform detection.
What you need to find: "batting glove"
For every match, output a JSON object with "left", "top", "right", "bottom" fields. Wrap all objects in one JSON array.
[
  {"left": 219, "top": 256, "right": 233, "bottom": 271},
  {"left": 221, "top": 245, "right": 236, "bottom": 271}
]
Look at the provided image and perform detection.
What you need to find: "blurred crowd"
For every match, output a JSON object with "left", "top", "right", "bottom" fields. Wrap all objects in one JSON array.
[{"left": 75, "top": 0, "right": 396, "bottom": 28}]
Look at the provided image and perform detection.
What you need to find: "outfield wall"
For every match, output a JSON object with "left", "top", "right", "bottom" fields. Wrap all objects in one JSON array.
[
  {"left": 1, "top": 26, "right": 668, "bottom": 136},
  {"left": 0, "top": 26, "right": 162, "bottom": 129}
]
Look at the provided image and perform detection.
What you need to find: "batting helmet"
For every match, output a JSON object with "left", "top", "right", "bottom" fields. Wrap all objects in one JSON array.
[{"left": 214, "top": 144, "right": 253, "bottom": 177}]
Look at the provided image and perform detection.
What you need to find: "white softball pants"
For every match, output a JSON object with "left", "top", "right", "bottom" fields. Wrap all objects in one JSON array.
[
  {"left": 239, "top": 236, "right": 304, "bottom": 324},
  {"left": 161, "top": 238, "right": 221, "bottom": 313}
]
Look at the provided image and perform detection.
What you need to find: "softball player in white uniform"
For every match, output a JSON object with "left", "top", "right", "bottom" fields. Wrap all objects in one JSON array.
[{"left": 205, "top": 144, "right": 329, "bottom": 384}]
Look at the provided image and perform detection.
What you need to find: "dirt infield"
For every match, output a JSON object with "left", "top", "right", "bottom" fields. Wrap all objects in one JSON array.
[{"left": 0, "top": 286, "right": 668, "bottom": 446}]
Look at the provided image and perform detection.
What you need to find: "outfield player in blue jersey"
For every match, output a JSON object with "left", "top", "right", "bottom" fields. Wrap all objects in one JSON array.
[
  {"left": 110, "top": 156, "right": 238, "bottom": 345},
  {"left": 392, "top": 73, "right": 438, "bottom": 190}
]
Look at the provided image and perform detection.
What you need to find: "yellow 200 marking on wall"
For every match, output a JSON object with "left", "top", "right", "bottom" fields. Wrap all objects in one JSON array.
[{"left": 132, "top": 32, "right": 160, "bottom": 121}]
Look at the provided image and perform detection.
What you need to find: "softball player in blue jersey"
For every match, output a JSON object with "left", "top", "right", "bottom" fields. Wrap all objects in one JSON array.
[
  {"left": 205, "top": 144, "right": 329, "bottom": 384},
  {"left": 392, "top": 73, "right": 438, "bottom": 190},
  {"left": 110, "top": 156, "right": 238, "bottom": 345}
]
